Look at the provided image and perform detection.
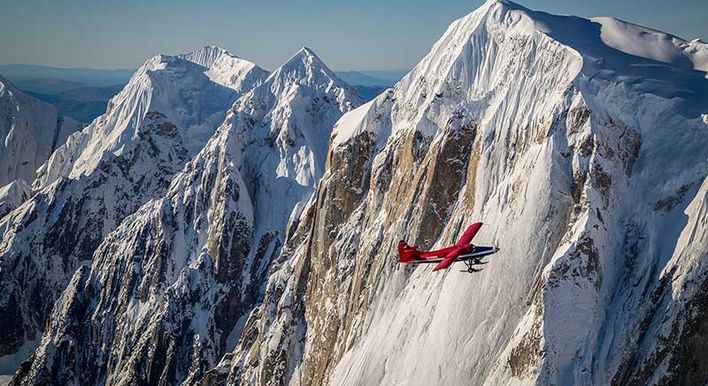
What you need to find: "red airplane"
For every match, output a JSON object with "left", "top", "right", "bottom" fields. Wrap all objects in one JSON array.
[{"left": 398, "top": 222, "right": 499, "bottom": 272}]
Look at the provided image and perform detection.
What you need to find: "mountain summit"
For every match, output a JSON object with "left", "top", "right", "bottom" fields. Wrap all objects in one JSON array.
[
  {"left": 34, "top": 46, "right": 268, "bottom": 187},
  {"left": 274, "top": 47, "right": 340, "bottom": 84},
  {"left": 177, "top": 45, "right": 239, "bottom": 68},
  {"left": 177, "top": 45, "right": 269, "bottom": 94}
]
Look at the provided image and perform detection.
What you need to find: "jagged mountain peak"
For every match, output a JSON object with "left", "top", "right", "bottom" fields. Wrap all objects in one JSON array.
[
  {"left": 283, "top": 46, "right": 324, "bottom": 66},
  {"left": 129, "top": 45, "right": 268, "bottom": 91},
  {"left": 34, "top": 47, "right": 268, "bottom": 188},
  {"left": 233, "top": 47, "right": 361, "bottom": 187},
  {"left": 219, "top": 2, "right": 707, "bottom": 386},
  {"left": 176, "top": 45, "right": 270, "bottom": 90},
  {"left": 233, "top": 46, "right": 361, "bottom": 136},
  {"left": 454, "top": 0, "right": 706, "bottom": 71},
  {"left": 393, "top": 0, "right": 706, "bottom": 142},
  {"left": 291, "top": 46, "right": 320, "bottom": 62},
  {"left": 140, "top": 45, "right": 237, "bottom": 70},
  {"left": 0, "top": 44, "right": 268, "bottom": 369},
  {"left": 266, "top": 46, "right": 345, "bottom": 90}
]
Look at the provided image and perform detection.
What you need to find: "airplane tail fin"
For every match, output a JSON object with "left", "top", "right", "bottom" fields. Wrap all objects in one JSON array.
[{"left": 398, "top": 241, "right": 419, "bottom": 263}]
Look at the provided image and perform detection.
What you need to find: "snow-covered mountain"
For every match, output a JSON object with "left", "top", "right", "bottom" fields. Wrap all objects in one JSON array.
[
  {"left": 12, "top": 47, "right": 360, "bottom": 386},
  {"left": 215, "top": 1, "right": 704, "bottom": 386},
  {"left": 7, "top": 1, "right": 708, "bottom": 386},
  {"left": 0, "top": 76, "right": 82, "bottom": 186},
  {"left": 0, "top": 47, "right": 267, "bottom": 374},
  {"left": 34, "top": 45, "right": 268, "bottom": 189}
]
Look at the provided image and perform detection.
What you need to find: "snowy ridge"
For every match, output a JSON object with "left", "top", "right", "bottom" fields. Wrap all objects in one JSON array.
[
  {"left": 590, "top": 16, "right": 708, "bottom": 72},
  {"left": 0, "top": 111, "right": 190, "bottom": 369},
  {"left": 177, "top": 45, "right": 238, "bottom": 68},
  {"left": 235, "top": 46, "right": 361, "bottom": 187},
  {"left": 330, "top": 89, "right": 394, "bottom": 149},
  {"left": 13, "top": 48, "right": 360, "bottom": 386},
  {"left": 178, "top": 45, "right": 270, "bottom": 94}
]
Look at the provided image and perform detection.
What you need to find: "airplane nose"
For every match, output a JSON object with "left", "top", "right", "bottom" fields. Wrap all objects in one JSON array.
[{"left": 494, "top": 247, "right": 500, "bottom": 252}]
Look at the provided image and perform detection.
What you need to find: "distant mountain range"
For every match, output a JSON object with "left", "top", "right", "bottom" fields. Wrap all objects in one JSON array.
[
  {"left": 336, "top": 70, "right": 407, "bottom": 87},
  {"left": 0, "top": 64, "right": 407, "bottom": 123},
  {"left": 0, "top": 64, "right": 134, "bottom": 91},
  {"left": 0, "top": 63, "right": 406, "bottom": 90}
]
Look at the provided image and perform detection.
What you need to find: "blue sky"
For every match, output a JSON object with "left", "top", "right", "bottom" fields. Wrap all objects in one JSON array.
[{"left": 1, "top": 0, "right": 706, "bottom": 71}]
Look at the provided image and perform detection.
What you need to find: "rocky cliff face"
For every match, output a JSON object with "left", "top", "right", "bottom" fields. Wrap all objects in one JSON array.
[
  {"left": 12, "top": 48, "right": 360, "bottom": 386},
  {"left": 0, "top": 47, "right": 267, "bottom": 372},
  {"left": 222, "top": 2, "right": 707, "bottom": 386},
  {"left": 0, "top": 76, "right": 82, "bottom": 187}
]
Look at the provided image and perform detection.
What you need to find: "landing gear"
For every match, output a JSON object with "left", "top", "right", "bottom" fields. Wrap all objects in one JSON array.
[{"left": 462, "top": 258, "right": 485, "bottom": 273}]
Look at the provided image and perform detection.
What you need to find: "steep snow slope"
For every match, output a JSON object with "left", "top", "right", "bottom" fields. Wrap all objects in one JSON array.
[
  {"left": 218, "top": 1, "right": 707, "bottom": 386},
  {"left": 0, "top": 76, "right": 81, "bottom": 186},
  {"left": 6, "top": 2, "right": 707, "bottom": 385},
  {"left": 13, "top": 48, "right": 360, "bottom": 386},
  {"left": 0, "top": 47, "right": 267, "bottom": 373}
]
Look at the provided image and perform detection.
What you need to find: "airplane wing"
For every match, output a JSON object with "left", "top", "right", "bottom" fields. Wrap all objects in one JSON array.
[
  {"left": 433, "top": 246, "right": 463, "bottom": 271},
  {"left": 456, "top": 222, "right": 483, "bottom": 246}
]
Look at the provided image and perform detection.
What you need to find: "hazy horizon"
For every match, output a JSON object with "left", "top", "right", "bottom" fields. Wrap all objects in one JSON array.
[
  {"left": 1, "top": 0, "right": 707, "bottom": 71},
  {"left": 0, "top": 61, "right": 409, "bottom": 73}
]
